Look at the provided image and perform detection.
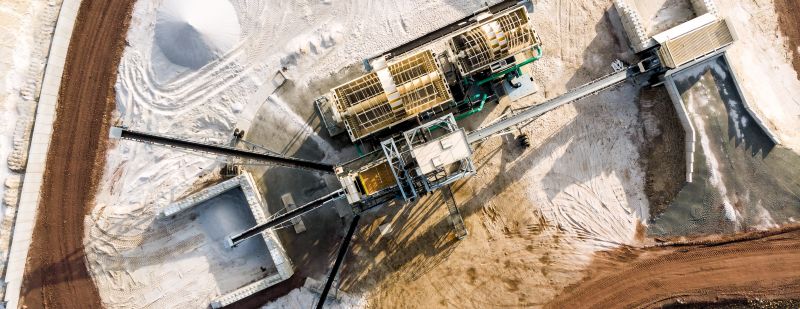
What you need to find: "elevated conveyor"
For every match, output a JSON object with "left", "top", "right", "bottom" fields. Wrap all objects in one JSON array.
[
  {"left": 467, "top": 64, "right": 649, "bottom": 143},
  {"left": 112, "top": 127, "right": 335, "bottom": 173},
  {"left": 316, "top": 214, "right": 361, "bottom": 309},
  {"left": 228, "top": 189, "right": 347, "bottom": 247}
]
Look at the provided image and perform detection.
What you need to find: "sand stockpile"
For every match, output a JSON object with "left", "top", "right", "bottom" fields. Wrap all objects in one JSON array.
[{"left": 155, "top": 0, "right": 240, "bottom": 70}]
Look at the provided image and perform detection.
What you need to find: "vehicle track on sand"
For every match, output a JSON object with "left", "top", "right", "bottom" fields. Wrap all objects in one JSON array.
[
  {"left": 546, "top": 226, "right": 800, "bottom": 308},
  {"left": 120, "top": 47, "right": 252, "bottom": 116},
  {"left": 20, "top": 1, "right": 136, "bottom": 308}
]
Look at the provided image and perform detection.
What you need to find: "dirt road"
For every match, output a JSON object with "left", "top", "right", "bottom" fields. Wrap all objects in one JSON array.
[
  {"left": 547, "top": 226, "right": 800, "bottom": 308},
  {"left": 20, "top": 1, "right": 135, "bottom": 308},
  {"left": 775, "top": 0, "right": 800, "bottom": 79}
]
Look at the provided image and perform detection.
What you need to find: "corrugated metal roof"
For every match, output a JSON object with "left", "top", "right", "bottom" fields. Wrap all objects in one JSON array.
[
  {"left": 332, "top": 50, "right": 453, "bottom": 141},
  {"left": 658, "top": 18, "right": 735, "bottom": 69}
]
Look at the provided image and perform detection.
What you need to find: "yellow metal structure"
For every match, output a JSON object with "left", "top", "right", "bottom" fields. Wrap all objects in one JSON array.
[
  {"left": 449, "top": 6, "right": 540, "bottom": 75},
  {"left": 357, "top": 162, "right": 396, "bottom": 195},
  {"left": 332, "top": 50, "right": 453, "bottom": 141}
]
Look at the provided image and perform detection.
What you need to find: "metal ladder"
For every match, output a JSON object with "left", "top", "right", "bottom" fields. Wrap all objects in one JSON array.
[{"left": 442, "top": 185, "right": 468, "bottom": 239}]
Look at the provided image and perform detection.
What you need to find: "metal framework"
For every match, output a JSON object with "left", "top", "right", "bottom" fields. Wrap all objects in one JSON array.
[
  {"left": 658, "top": 18, "right": 735, "bottom": 68},
  {"left": 332, "top": 50, "right": 453, "bottom": 141},
  {"left": 449, "top": 6, "right": 539, "bottom": 75},
  {"left": 380, "top": 138, "right": 417, "bottom": 202},
  {"left": 403, "top": 114, "right": 475, "bottom": 193}
]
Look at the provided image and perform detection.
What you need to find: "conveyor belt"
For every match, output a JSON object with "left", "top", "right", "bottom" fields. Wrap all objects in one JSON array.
[
  {"left": 117, "top": 128, "right": 335, "bottom": 173},
  {"left": 467, "top": 66, "right": 642, "bottom": 143},
  {"left": 228, "top": 189, "right": 347, "bottom": 247},
  {"left": 316, "top": 214, "right": 361, "bottom": 309}
]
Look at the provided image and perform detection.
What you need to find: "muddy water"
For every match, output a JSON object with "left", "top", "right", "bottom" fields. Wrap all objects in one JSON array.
[{"left": 649, "top": 56, "right": 800, "bottom": 236}]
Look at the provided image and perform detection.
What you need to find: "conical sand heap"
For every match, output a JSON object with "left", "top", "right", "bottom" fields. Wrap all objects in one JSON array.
[{"left": 155, "top": 0, "right": 241, "bottom": 69}]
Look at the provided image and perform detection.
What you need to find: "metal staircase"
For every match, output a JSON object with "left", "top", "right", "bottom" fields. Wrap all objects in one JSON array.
[{"left": 442, "top": 185, "right": 468, "bottom": 239}]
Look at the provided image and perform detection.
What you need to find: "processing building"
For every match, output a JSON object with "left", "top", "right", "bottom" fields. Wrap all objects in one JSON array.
[
  {"left": 449, "top": 6, "right": 540, "bottom": 76},
  {"left": 331, "top": 50, "right": 454, "bottom": 141}
]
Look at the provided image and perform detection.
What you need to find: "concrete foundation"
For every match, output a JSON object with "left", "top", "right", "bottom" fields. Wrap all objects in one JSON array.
[{"left": 160, "top": 172, "right": 294, "bottom": 308}]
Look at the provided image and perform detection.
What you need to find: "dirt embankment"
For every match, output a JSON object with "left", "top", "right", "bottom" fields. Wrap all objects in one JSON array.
[
  {"left": 639, "top": 87, "right": 684, "bottom": 219},
  {"left": 20, "top": 1, "right": 135, "bottom": 308},
  {"left": 775, "top": 0, "right": 800, "bottom": 79},
  {"left": 546, "top": 226, "right": 800, "bottom": 308}
]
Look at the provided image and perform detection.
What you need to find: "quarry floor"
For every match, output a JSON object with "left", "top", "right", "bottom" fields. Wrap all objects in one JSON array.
[
  {"left": 14, "top": 0, "right": 800, "bottom": 308},
  {"left": 548, "top": 225, "right": 800, "bottom": 308}
]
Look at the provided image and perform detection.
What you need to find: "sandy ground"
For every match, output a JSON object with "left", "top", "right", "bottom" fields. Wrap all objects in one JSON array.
[
  {"left": 547, "top": 226, "right": 800, "bottom": 308},
  {"left": 718, "top": 0, "right": 800, "bottom": 152},
  {"left": 0, "top": 0, "right": 62, "bottom": 294},
  {"left": 26, "top": 0, "right": 796, "bottom": 307},
  {"left": 632, "top": 0, "right": 695, "bottom": 36},
  {"left": 86, "top": 189, "right": 278, "bottom": 308},
  {"left": 774, "top": 0, "right": 800, "bottom": 79},
  {"left": 19, "top": 1, "right": 136, "bottom": 308},
  {"left": 639, "top": 87, "right": 684, "bottom": 219},
  {"left": 336, "top": 0, "right": 800, "bottom": 307}
]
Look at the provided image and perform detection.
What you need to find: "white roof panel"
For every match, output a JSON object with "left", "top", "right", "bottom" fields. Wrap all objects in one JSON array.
[{"left": 412, "top": 130, "right": 472, "bottom": 174}]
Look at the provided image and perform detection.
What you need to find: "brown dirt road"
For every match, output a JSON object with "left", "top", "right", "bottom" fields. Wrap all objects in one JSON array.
[
  {"left": 19, "top": 1, "right": 135, "bottom": 308},
  {"left": 547, "top": 226, "right": 800, "bottom": 308},
  {"left": 775, "top": 0, "right": 800, "bottom": 79}
]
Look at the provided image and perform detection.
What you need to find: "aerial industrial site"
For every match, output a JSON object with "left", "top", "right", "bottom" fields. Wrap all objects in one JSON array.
[{"left": 0, "top": 0, "right": 799, "bottom": 308}]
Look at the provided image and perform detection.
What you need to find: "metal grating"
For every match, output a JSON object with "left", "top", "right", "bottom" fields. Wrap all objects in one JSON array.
[
  {"left": 450, "top": 6, "right": 539, "bottom": 75},
  {"left": 332, "top": 50, "right": 453, "bottom": 141},
  {"left": 658, "top": 19, "right": 735, "bottom": 69}
]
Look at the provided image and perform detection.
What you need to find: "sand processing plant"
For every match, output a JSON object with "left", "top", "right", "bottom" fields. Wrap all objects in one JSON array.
[
  {"left": 6, "top": 0, "right": 800, "bottom": 307},
  {"left": 104, "top": 1, "right": 749, "bottom": 307}
]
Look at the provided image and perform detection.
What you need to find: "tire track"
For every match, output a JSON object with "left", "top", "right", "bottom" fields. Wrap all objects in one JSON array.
[{"left": 20, "top": 1, "right": 137, "bottom": 308}]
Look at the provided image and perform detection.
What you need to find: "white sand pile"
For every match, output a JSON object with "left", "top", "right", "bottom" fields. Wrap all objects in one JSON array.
[{"left": 154, "top": 0, "right": 240, "bottom": 71}]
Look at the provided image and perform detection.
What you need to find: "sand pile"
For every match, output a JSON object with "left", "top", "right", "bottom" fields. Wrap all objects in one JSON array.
[{"left": 155, "top": 0, "right": 240, "bottom": 70}]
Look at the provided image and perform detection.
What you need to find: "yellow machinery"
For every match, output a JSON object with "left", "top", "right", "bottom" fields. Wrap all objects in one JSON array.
[
  {"left": 331, "top": 50, "right": 453, "bottom": 141},
  {"left": 449, "top": 6, "right": 540, "bottom": 76}
]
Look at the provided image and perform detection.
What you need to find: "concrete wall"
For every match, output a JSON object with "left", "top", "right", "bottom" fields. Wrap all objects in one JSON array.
[
  {"left": 613, "top": 0, "right": 651, "bottom": 52},
  {"left": 165, "top": 172, "right": 295, "bottom": 308},
  {"left": 2, "top": 1, "right": 82, "bottom": 308},
  {"left": 661, "top": 50, "right": 781, "bottom": 185},
  {"left": 721, "top": 54, "right": 781, "bottom": 145},
  {"left": 690, "top": 0, "right": 718, "bottom": 16},
  {"left": 663, "top": 75, "right": 696, "bottom": 183}
]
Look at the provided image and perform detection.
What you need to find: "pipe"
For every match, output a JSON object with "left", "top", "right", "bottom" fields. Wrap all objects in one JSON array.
[
  {"left": 476, "top": 45, "right": 543, "bottom": 86},
  {"left": 118, "top": 128, "right": 335, "bottom": 173},
  {"left": 455, "top": 93, "right": 489, "bottom": 121},
  {"left": 427, "top": 93, "right": 488, "bottom": 132},
  {"left": 228, "top": 189, "right": 346, "bottom": 247},
  {"left": 355, "top": 143, "right": 364, "bottom": 157}
]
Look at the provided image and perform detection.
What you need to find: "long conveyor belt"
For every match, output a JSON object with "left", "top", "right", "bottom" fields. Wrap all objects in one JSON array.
[
  {"left": 228, "top": 189, "right": 347, "bottom": 247},
  {"left": 467, "top": 65, "right": 646, "bottom": 143},
  {"left": 116, "top": 128, "right": 336, "bottom": 173},
  {"left": 316, "top": 214, "right": 361, "bottom": 309}
]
